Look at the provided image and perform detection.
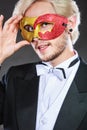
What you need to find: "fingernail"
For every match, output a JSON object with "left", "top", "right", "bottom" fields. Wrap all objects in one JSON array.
[
  {"left": 0, "top": 15, "right": 4, "bottom": 19},
  {"left": 0, "top": 14, "right": 3, "bottom": 17}
]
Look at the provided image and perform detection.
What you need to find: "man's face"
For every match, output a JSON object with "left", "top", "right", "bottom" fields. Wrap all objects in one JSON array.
[{"left": 24, "top": 1, "right": 68, "bottom": 62}]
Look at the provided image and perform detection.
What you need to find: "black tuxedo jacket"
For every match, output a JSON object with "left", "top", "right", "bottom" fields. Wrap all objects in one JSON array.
[{"left": 0, "top": 59, "right": 87, "bottom": 130}]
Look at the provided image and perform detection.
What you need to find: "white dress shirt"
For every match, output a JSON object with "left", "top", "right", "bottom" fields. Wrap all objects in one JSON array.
[{"left": 35, "top": 51, "right": 80, "bottom": 130}]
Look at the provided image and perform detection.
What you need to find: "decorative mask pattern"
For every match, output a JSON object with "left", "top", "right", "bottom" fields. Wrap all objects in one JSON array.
[{"left": 20, "top": 14, "right": 68, "bottom": 42}]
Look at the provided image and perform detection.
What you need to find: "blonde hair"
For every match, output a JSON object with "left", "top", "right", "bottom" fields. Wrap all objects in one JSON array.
[{"left": 13, "top": 0, "right": 81, "bottom": 44}]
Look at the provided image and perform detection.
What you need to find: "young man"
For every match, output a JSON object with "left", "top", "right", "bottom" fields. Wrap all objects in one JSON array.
[{"left": 0, "top": 0, "right": 87, "bottom": 130}]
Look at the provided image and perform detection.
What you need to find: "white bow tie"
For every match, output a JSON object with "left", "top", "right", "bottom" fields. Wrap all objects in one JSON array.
[
  {"left": 36, "top": 64, "right": 66, "bottom": 80},
  {"left": 36, "top": 57, "right": 79, "bottom": 80}
]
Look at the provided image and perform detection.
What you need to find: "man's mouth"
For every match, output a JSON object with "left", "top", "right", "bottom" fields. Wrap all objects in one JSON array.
[{"left": 37, "top": 44, "right": 50, "bottom": 52}]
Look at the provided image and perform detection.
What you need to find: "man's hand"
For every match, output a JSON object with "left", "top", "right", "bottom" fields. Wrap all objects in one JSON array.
[{"left": 0, "top": 15, "right": 30, "bottom": 64}]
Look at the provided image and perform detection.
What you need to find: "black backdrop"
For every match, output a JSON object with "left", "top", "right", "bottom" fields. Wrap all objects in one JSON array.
[{"left": 0, "top": 0, "right": 87, "bottom": 129}]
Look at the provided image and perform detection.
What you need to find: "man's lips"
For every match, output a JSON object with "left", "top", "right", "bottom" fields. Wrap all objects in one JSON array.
[{"left": 37, "top": 44, "right": 50, "bottom": 51}]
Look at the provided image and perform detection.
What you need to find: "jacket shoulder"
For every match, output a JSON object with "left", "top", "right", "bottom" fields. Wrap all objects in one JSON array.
[{"left": 5, "top": 62, "right": 38, "bottom": 80}]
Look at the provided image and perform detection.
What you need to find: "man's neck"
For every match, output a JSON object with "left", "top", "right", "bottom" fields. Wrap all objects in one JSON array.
[{"left": 49, "top": 48, "right": 75, "bottom": 67}]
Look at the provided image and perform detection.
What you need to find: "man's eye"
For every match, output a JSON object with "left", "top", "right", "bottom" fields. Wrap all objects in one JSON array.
[
  {"left": 24, "top": 25, "right": 34, "bottom": 32},
  {"left": 41, "top": 22, "right": 49, "bottom": 27}
]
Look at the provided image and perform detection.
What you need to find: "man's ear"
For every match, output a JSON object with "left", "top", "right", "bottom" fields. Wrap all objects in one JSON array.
[{"left": 67, "top": 15, "right": 77, "bottom": 31}]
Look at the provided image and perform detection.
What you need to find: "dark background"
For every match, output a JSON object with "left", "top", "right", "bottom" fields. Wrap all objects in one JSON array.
[{"left": 0, "top": 0, "right": 87, "bottom": 129}]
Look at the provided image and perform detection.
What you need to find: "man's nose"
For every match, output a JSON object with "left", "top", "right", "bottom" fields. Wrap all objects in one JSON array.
[{"left": 32, "top": 37, "right": 39, "bottom": 42}]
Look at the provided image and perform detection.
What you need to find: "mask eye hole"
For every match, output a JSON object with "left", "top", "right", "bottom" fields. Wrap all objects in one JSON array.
[
  {"left": 41, "top": 22, "right": 49, "bottom": 27},
  {"left": 24, "top": 25, "right": 34, "bottom": 32},
  {"left": 40, "top": 22, "right": 54, "bottom": 31},
  {"left": 40, "top": 22, "right": 51, "bottom": 28}
]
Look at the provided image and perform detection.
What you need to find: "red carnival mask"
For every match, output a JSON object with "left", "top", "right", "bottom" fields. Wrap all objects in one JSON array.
[{"left": 20, "top": 14, "right": 68, "bottom": 42}]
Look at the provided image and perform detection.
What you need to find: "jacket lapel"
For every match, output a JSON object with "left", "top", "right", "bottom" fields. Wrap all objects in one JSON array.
[
  {"left": 54, "top": 60, "right": 87, "bottom": 130},
  {"left": 54, "top": 81, "right": 87, "bottom": 130},
  {"left": 14, "top": 64, "right": 40, "bottom": 130}
]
